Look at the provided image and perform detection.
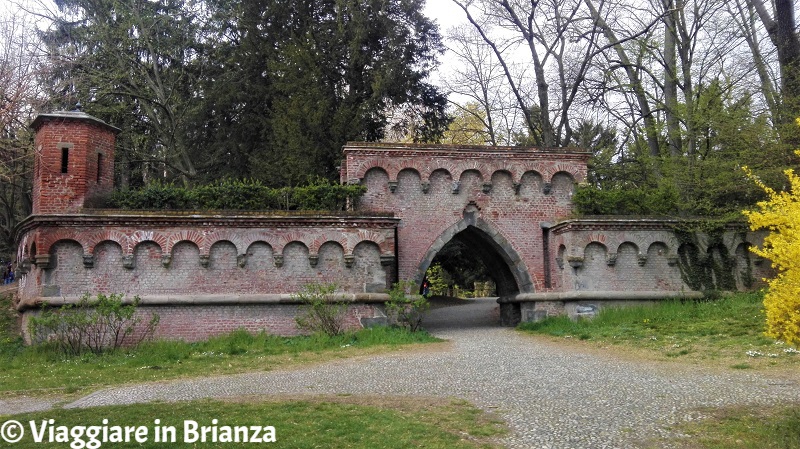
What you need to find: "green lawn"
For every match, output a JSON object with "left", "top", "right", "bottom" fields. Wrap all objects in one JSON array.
[
  {"left": 518, "top": 291, "right": 800, "bottom": 369},
  {"left": 647, "top": 405, "right": 800, "bottom": 449},
  {"left": 3, "top": 397, "right": 506, "bottom": 448}
]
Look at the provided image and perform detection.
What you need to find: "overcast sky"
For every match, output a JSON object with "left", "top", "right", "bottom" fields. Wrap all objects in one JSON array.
[{"left": 424, "top": 1, "right": 468, "bottom": 32}]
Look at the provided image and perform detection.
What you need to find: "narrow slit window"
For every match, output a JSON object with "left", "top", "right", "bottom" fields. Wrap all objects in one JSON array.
[
  {"left": 97, "top": 153, "right": 103, "bottom": 182},
  {"left": 61, "top": 148, "right": 69, "bottom": 173}
]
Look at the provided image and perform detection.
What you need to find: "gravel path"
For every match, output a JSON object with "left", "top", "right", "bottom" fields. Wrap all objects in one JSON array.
[{"left": 9, "top": 298, "right": 800, "bottom": 448}]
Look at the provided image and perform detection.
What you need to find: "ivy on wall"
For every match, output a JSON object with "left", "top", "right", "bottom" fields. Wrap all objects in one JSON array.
[{"left": 672, "top": 222, "right": 752, "bottom": 293}]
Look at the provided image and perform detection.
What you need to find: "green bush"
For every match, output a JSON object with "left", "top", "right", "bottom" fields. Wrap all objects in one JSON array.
[
  {"left": 386, "top": 280, "right": 430, "bottom": 332},
  {"left": 28, "top": 293, "right": 159, "bottom": 355},
  {"left": 572, "top": 183, "right": 680, "bottom": 216},
  {"left": 293, "top": 283, "right": 349, "bottom": 336},
  {"left": 107, "top": 178, "right": 366, "bottom": 211}
]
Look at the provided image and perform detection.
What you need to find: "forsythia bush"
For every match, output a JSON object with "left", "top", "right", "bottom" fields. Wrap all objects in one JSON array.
[{"left": 743, "top": 149, "right": 800, "bottom": 347}]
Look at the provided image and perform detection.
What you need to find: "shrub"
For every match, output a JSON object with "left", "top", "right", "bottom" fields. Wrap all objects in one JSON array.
[
  {"left": 107, "top": 178, "right": 366, "bottom": 211},
  {"left": 743, "top": 150, "right": 800, "bottom": 347},
  {"left": 28, "top": 293, "right": 159, "bottom": 355},
  {"left": 293, "top": 283, "right": 348, "bottom": 336},
  {"left": 386, "top": 281, "right": 430, "bottom": 332}
]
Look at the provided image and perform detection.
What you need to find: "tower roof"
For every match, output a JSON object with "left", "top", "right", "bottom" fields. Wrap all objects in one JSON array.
[{"left": 30, "top": 111, "right": 121, "bottom": 134}]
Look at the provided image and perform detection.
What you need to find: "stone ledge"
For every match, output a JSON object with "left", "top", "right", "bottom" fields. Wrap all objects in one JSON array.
[
  {"left": 499, "top": 290, "right": 705, "bottom": 303},
  {"left": 17, "top": 293, "right": 392, "bottom": 311}
]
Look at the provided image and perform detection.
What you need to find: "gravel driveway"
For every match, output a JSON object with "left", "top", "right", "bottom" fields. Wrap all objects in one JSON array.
[{"left": 7, "top": 298, "right": 800, "bottom": 448}]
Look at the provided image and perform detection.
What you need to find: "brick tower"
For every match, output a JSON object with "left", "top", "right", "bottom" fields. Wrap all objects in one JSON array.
[{"left": 30, "top": 110, "right": 119, "bottom": 214}]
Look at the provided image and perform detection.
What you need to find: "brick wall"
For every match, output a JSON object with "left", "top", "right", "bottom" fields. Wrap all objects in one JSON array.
[
  {"left": 342, "top": 142, "right": 591, "bottom": 294},
  {"left": 550, "top": 219, "right": 772, "bottom": 294},
  {"left": 31, "top": 112, "right": 117, "bottom": 215},
  {"left": 17, "top": 113, "right": 774, "bottom": 336}
]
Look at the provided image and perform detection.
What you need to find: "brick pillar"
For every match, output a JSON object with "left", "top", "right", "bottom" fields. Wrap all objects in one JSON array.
[{"left": 30, "top": 111, "right": 119, "bottom": 214}]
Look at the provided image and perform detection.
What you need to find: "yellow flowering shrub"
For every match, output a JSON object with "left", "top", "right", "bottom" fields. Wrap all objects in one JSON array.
[{"left": 743, "top": 149, "right": 800, "bottom": 346}]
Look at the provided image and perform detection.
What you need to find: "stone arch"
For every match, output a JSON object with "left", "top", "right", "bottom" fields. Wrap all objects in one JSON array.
[
  {"left": 396, "top": 167, "right": 422, "bottom": 193},
  {"left": 209, "top": 240, "right": 239, "bottom": 269},
  {"left": 453, "top": 161, "right": 489, "bottom": 182},
  {"left": 308, "top": 232, "right": 348, "bottom": 255},
  {"left": 165, "top": 230, "right": 205, "bottom": 255},
  {"left": 317, "top": 241, "right": 346, "bottom": 271},
  {"left": 206, "top": 233, "right": 246, "bottom": 256},
  {"left": 130, "top": 231, "right": 166, "bottom": 255},
  {"left": 428, "top": 168, "right": 454, "bottom": 195},
  {"left": 415, "top": 215, "right": 534, "bottom": 295},
  {"left": 85, "top": 230, "right": 128, "bottom": 255},
  {"left": 353, "top": 240, "right": 385, "bottom": 292},
  {"left": 245, "top": 241, "right": 274, "bottom": 271},
  {"left": 362, "top": 166, "right": 390, "bottom": 203},
  {"left": 550, "top": 171, "right": 576, "bottom": 201},
  {"left": 519, "top": 170, "right": 544, "bottom": 197},
  {"left": 46, "top": 240, "right": 87, "bottom": 295},
  {"left": 427, "top": 160, "right": 458, "bottom": 181},
  {"left": 490, "top": 170, "right": 515, "bottom": 198},
  {"left": 354, "top": 157, "right": 393, "bottom": 180}
]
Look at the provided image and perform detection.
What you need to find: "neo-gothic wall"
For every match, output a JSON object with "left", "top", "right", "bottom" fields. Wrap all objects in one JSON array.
[
  {"left": 342, "top": 142, "right": 591, "bottom": 294},
  {"left": 17, "top": 111, "right": 773, "bottom": 337},
  {"left": 549, "top": 219, "right": 771, "bottom": 294},
  {"left": 16, "top": 214, "right": 398, "bottom": 306}
]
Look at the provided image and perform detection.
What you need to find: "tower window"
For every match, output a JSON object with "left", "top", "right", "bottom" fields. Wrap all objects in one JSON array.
[
  {"left": 61, "top": 147, "right": 69, "bottom": 173},
  {"left": 97, "top": 153, "right": 103, "bottom": 182}
]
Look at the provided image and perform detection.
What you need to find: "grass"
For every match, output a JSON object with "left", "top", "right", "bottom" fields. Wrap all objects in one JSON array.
[
  {"left": 518, "top": 291, "right": 800, "bottom": 369},
  {"left": 4, "top": 396, "right": 506, "bottom": 448},
  {"left": 0, "top": 292, "right": 442, "bottom": 397},
  {"left": 648, "top": 404, "right": 800, "bottom": 449}
]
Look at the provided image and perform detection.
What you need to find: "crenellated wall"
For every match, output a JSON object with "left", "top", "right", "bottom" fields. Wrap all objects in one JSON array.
[
  {"left": 342, "top": 142, "right": 591, "bottom": 295},
  {"left": 503, "top": 218, "right": 772, "bottom": 323},
  {"left": 15, "top": 212, "right": 398, "bottom": 339},
  {"left": 15, "top": 112, "right": 773, "bottom": 338},
  {"left": 549, "top": 218, "right": 770, "bottom": 293}
]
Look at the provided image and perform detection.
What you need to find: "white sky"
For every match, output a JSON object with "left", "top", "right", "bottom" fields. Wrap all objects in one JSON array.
[
  {"left": 423, "top": 1, "right": 469, "bottom": 92},
  {"left": 424, "top": 0, "right": 468, "bottom": 32}
]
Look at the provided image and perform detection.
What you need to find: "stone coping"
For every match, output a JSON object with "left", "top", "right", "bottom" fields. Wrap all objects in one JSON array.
[
  {"left": 17, "top": 293, "right": 391, "bottom": 311},
  {"left": 31, "top": 111, "right": 122, "bottom": 133},
  {"left": 343, "top": 141, "right": 591, "bottom": 155},
  {"left": 550, "top": 217, "right": 749, "bottom": 234},
  {"left": 499, "top": 290, "right": 705, "bottom": 303},
  {"left": 15, "top": 212, "right": 400, "bottom": 236}
]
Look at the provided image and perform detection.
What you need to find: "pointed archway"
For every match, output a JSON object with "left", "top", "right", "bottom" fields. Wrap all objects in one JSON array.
[{"left": 415, "top": 203, "right": 534, "bottom": 296}]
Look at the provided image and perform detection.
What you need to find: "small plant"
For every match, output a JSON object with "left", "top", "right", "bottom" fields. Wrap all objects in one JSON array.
[
  {"left": 293, "top": 283, "right": 348, "bottom": 336},
  {"left": 425, "top": 264, "right": 450, "bottom": 296},
  {"left": 386, "top": 281, "right": 430, "bottom": 332},
  {"left": 28, "top": 293, "right": 159, "bottom": 355}
]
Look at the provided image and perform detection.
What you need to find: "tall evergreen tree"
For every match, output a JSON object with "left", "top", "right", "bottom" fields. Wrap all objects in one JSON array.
[{"left": 39, "top": 0, "right": 449, "bottom": 186}]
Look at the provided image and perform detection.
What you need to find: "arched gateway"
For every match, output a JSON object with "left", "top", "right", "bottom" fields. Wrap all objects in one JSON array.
[{"left": 15, "top": 112, "right": 772, "bottom": 340}]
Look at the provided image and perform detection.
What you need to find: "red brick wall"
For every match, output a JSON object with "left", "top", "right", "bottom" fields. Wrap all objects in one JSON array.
[
  {"left": 342, "top": 143, "right": 591, "bottom": 293},
  {"left": 32, "top": 114, "right": 116, "bottom": 214}
]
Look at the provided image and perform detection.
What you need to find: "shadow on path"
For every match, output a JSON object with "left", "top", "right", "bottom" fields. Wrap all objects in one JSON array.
[{"left": 423, "top": 296, "right": 501, "bottom": 333}]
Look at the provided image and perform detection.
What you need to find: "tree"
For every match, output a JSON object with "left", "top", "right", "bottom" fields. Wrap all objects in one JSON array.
[
  {"left": 0, "top": 6, "right": 44, "bottom": 256},
  {"left": 443, "top": 24, "right": 528, "bottom": 145},
  {"left": 193, "top": 0, "right": 449, "bottom": 185},
  {"left": 743, "top": 146, "right": 800, "bottom": 347},
  {"left": 442, "top": 102, "right": 493, "bottom": 145},
  {"left": 39, "top": 0, "right": 203, "bottom": 185},
  {"left": 451, "top": 0, "right": 602, "bottom": 148}
]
